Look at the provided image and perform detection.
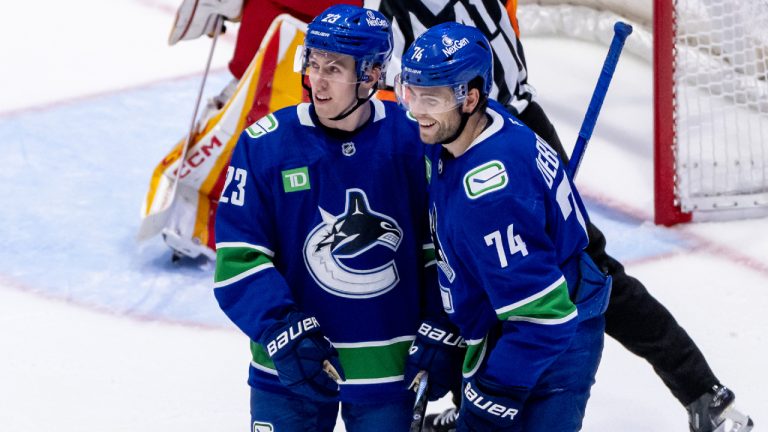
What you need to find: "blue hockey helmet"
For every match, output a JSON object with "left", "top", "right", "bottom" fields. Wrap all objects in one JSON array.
[
  {"left": 299, "top": 5, "right": 393, "bottom": 83},
  {"left": 395, "top": 22, "right": 493, "bottom": 114}
]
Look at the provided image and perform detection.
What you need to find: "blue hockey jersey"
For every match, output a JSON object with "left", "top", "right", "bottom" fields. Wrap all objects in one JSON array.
[
  {"left": 214, "top": 99, "right": 436, "bottom": 402},
  {"left": 426, "top": 102, "right": 592, "bottom": 390}
]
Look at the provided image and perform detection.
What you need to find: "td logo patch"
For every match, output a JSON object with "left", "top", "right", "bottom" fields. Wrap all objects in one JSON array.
[
  {"left": 463, "top": 160, "right": 508, "bottom": 199},
  {"left": 282, "top": 167, "right": 310, "bottom": 193}
]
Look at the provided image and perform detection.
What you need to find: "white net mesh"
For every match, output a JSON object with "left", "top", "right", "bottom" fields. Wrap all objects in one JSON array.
[
  {"left": 520, "top": 0, "right": 768, "bottom": 217},
  {"left": 674, "top": 0, "right": 768, "bottom": 211}
]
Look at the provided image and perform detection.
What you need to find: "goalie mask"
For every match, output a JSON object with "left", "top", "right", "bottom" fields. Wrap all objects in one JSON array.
[
  {"left": 295, "top": 5, "right": 393, "bottom": 120},
  {"left": 395, "top": 22, "right": 493, "bottom": 116}
]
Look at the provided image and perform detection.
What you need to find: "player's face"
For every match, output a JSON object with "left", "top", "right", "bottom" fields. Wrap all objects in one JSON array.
[
  {"left": 306, "top": 51, "right": 359, "bottom": 119},
  {"left": 406, "top": 86, "right": 463, "bottom": 144}
]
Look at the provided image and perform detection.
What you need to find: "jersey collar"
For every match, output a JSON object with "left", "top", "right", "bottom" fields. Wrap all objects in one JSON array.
[
  {"left": 464, "top": 108, "right": 504, "bottom": 154},
  {"left": 296, "top": 98, "right": 386, "bottom": 128}
]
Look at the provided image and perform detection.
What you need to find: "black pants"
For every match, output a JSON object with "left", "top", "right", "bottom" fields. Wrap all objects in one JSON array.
[{"left": 514, "top": 101, "right": 719, "bottom": 406}]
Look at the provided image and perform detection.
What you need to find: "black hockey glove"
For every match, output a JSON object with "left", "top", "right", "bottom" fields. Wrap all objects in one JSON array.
[
  {"left": 404, "top": 319, "right": 466, "bottom": 401},
  {"left": 260, "top": 312, "right": 345, "bottom": 402}
]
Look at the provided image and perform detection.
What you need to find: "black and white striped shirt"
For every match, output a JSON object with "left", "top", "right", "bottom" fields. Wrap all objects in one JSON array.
[{"left": 365, "top": 0, "right": 536, "bottom": 114}]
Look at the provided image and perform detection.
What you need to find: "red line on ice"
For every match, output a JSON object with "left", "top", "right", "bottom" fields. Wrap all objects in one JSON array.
[{"left": 579, "top": 188, "right": 768, "bottom": 278}]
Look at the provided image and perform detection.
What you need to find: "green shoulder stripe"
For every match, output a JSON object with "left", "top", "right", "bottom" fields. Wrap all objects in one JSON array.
[
  {"left": 496, "top": 276, "right": 577, "bottom": 324},
  {"left": 214, "top": 244, "right": 274, "bottom": 287}
]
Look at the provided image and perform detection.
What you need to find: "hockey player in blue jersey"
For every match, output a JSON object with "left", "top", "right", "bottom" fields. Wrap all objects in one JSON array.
[
  {"left": 213, "top": 5, "right": 442, "bottom": 431},
  {"left": 396, "top": 22, "right": 612, "bottom": 431}
]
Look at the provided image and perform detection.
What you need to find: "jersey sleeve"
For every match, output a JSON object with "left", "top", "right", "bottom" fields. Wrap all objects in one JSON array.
[
  {"left": 456, "top": 192, "right": 578, "bottom": 390},
  {"left": 421, "top": 218, "right": 445, "bottom": 321},
  {"left": 213, "top": 132, "right": 295, "bottom": 343}
]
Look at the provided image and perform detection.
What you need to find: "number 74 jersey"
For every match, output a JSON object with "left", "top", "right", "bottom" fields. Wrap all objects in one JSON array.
[{"left": 426, "top": 103, "right": 591, "bottom": 353}]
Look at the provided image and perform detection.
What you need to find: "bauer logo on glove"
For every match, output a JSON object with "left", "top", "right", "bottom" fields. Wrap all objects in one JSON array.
[
  {"left": 260, "top": 312, "right": 345, "bottom": 402},
  {"left": 417, "top": 321, "right": 466, "bottom": 347},
  {"left": 463, "top": 380, "right": 519, "bottom": 421},
  {"left": 266, "top": 315, "right": 321, "bottom": 356}
]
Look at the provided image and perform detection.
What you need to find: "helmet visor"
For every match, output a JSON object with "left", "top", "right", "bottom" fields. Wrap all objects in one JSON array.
[
  {"left": 294, "top": 46, "right": 365, "bottom": 85},
  {"left": 394, "top": 73, "right": 466, "bottom": 115}
]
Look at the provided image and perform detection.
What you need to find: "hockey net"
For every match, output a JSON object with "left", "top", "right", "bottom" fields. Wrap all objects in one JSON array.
[{"left": 518, "top": 0, "right": 768, "bottom": 225}]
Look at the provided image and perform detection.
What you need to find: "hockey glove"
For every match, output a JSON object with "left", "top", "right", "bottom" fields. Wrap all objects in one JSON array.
[
  {"left": 456, "top": 376, "right": 526, "bottom": 431},
  {"left": 405, "top": 319, "right": 466, "bottom": 401},
  {"left": 261, "top": 312, "right": 345, "bottom": 402}
]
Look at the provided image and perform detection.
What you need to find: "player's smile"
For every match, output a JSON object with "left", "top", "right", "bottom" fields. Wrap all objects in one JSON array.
[{"left": 413, "top": 112, "right": 452, "bottom": 144}]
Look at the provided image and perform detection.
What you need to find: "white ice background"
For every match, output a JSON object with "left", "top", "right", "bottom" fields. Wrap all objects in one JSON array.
[{"left": 0, "top": 0, "right": 766, "bottom": 430}]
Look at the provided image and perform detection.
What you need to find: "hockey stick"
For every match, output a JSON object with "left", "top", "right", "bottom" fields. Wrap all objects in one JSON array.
[
  {"left": 566, "top": 22, "right": 633, "bottom": 179},
  {"left": 409, "top": 371, "right": 429, "bottom": 432},
  {"left": 136, "top": 15, "right": 225, "bottom": 242}
]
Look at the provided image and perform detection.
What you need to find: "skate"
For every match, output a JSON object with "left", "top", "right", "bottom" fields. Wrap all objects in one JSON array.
[
  {"left": 169, "top": 0, "right": 243, "bottom": 45},
  {"left": 423, "top": 407, "right": 457, "bottom": 432},
  {"left": 687, "top": 385, "right": 754, "bottom": 432}
]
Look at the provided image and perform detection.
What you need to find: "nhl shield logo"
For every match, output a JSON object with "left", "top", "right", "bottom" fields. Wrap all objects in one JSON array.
[{"left": 342, "top": 142, "right": 356, "bottom": 156}]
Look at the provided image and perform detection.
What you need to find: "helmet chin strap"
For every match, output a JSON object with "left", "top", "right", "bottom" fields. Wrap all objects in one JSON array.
[
  {"left": 441, "top": 110, "right": 471, "bottom": 145},
  {"left": 301, "top": 75, "right": 378, "bottom": 122},
  {"left": 440, "top": 100, "right": 483, "bottom": 145},
  {"left": 328, "top": 81, "right": 378, "bottom": 121}
]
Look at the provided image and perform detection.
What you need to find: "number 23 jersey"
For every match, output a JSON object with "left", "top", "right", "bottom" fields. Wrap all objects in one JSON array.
[{"left": 214, "top": 99, "right": 434, "bottom": 402}]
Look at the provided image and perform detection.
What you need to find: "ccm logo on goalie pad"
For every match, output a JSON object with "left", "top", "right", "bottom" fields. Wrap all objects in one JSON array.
[
  {"left": 418, "top": 322, "right": 466, "bottom": 347},
  {"left": 266, "top": 317, "right": 320, "bottom": 356},
  {"left": 464, "top": 381, "right": 519, "bottom": 420}
]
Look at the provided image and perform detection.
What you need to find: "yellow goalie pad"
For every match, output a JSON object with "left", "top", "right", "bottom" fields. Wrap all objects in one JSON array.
[{"left": 139, "top": 14, "right": 308, "bottom": 259}]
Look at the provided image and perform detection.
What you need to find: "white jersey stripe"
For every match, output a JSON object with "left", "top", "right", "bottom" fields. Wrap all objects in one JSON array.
[
  {"left": 341, "top": 375, "right": 404, "bottom": 385},
  {"left": 213, "top": 262, "right": 275, "bottom": 288},
  {"left": 333, "top": 335, "right": 415, "bottom": 349},
  {"left": 250, "top": 360, "right": 278, "bottom": 375},
  {"left": 506, "top": 309, "right": 579, "bottom": 325}
]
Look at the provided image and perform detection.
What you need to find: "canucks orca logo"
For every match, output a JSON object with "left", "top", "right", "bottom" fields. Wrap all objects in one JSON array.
[
  {"left": 304, "top": 189, "right": 402, "bottom": 298},
  {"left": 429, "top": 204, "right": 455, "bottom": 283}
]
